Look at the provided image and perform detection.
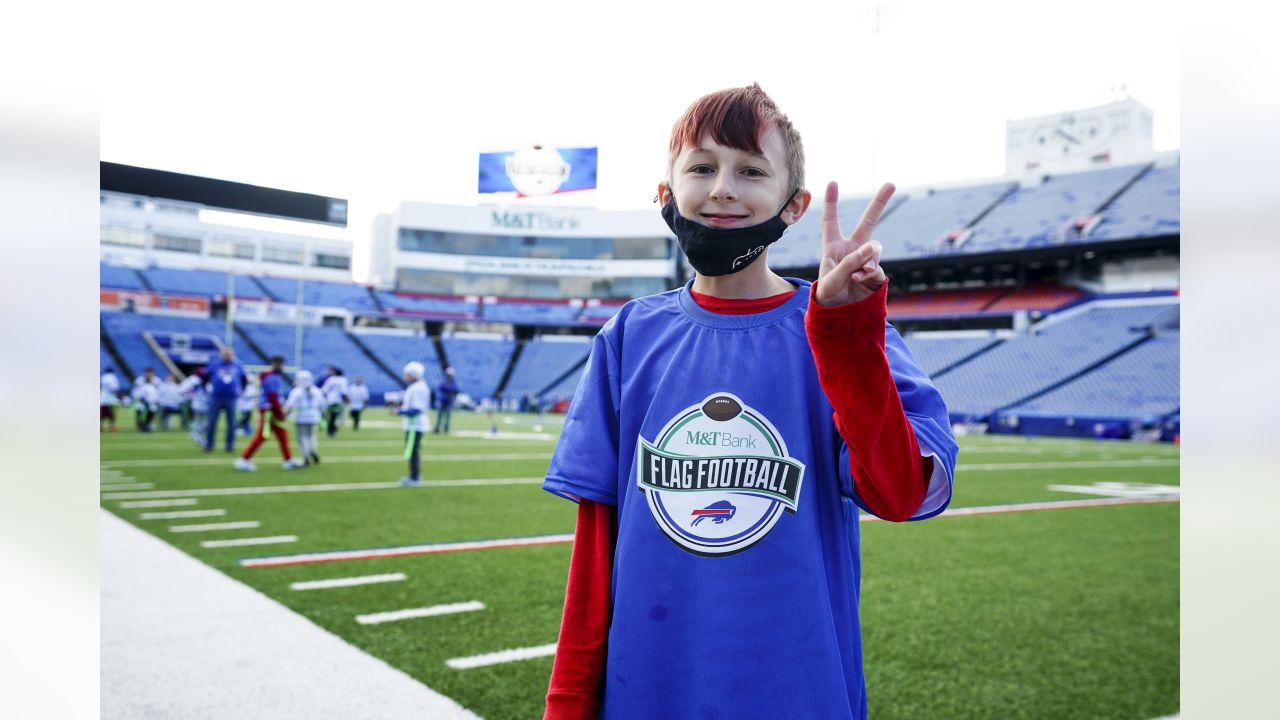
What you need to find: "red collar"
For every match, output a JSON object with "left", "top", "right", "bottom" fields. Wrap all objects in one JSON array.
[{"left": 690, "top": 288, "right": 797, "bottom": 315}]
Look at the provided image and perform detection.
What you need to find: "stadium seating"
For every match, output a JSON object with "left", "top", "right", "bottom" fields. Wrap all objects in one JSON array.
[
  {"left": 101, "top": 312, "right": 262, "bottom": 380},
  {"left": 482, "top": 301, "right": 580, "bottom": 326},
  {"left": 100, "top": 262, "right": 148, "bottom": 291},
  {"left": 349, "top": 330, "right": 443, "bottom": 391},
  {"left": 236, "top": 323, "right": 400, "bottom": 399},
  {"left": 1090, "top": 161, "right": 1180, "bottom": 241},
  {"left": 142, "top": 267, "right": 267, "bottom": 299},
  {"left": 963, "top": 164, "right": 1149, "bottom": 254},
  {"left": 376, "top": 292, "right": 479, "bottom": 318},
  {"left": 101, "top": 343, "right": 116, "bottom": 374},
  {"left": 982, "top": 284, "right": 1086, "bottom": 313},
  {"left": 901, "top": 334, "right": 1002, "bottom": 375},
  {"left": 887, "top": 287, "right": 1005, "bottom": 317},
  {"left": 502, "top": 336, "right": 592, "bottom": 399},
  {"left": 440, "top": 333, "right": 515, "bottom": 400},
  {"left": 1001, "top": 331, "right": 1179, "bottom": 419},
  {"left": 933, "top": 302, "right": 1179, "bottom": 418},
  {"left": 540, "top": 362, "right": 587, "bottom": 403},
  {"left": 876, "top": 181, "right": 1017, "bottom": 260},
  {"left": 577, "top": 303, "right": 624, "bottom": 324},
  {"left": 254, "top": 276, "right": 380, "bottom": 312}
]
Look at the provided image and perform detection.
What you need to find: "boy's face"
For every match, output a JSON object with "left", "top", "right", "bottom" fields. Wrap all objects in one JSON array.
[{"left": 660, "top": 126, "right": 808, "bottom": 230}]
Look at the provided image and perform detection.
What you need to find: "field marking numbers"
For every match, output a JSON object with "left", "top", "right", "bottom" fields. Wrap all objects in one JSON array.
[
  {"left": 355, "top": 601, "right": 484, "bottom": 625},
  {"left": 291, "top": 573, "right": 408, "bottom": 591},
  {"left": 446, "top": 643, "right": 558, "bottom": 670}
]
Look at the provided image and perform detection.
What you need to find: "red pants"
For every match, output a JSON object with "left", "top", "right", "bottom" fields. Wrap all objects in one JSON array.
[{"left": 241, "top": 409, "right": 292, "bottom": 461}]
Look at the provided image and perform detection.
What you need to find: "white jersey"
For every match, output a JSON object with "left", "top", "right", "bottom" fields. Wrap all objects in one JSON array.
[
  {"left": 347, "top": 383, "right": 370, "bottom": 410},
  {"left": 101, "top": 372, "right": 120, "bottom": 406},
  {"left": 285, "top": 386, "right": 327, "bottom": 425},
  {"left": 134, "top": 379, "right": 159, "bottom": 406},
  {"left": 158, "top": 382, "right": 183, "bottom": 409},
  {"left": 322, "top": 375, "right": 349, "bottom": 406},
  {"left": 400, "top": 380, "right": 431, "bottom": 432}
]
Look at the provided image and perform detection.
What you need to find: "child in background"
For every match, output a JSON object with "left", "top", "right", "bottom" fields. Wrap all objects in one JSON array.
[
  {"left": 236, "top": 379, "right": 257, "bottom": 437},
  {"left": 347, "top": 375, "right": 370, "bottom": 431},
  {"left": 285, "top": 370, "right": 326, "bottom": 466},
  {"left": 235, "top": 356, "right": 300, "bottom": 472},
  {"left": 100, "top": 366, "right": 120, "bottom": 432},
  {"left": 395, "top": 361, "right": 431, "bottom": 487},
  {"left": 184, "top": 369, "right": 209, "bottom": 445},
  {"left": 132, "top": 367, "right": 159, "bottom": 433},
  {"left": 157, "top": 374, "right": 184, "bottom": 431},
  {"left": 321, "top": 366, "right": 348, "bottom": 437}
]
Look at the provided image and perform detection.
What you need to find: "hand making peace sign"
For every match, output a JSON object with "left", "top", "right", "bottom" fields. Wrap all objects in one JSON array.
[{"left": 814, "top": 181, "right": 895, "bottom": 307}]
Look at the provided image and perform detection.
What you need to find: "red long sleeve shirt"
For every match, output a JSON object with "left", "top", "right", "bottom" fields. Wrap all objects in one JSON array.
[{"left": 543, "top": 282, "right": 932, "bottom": 719}]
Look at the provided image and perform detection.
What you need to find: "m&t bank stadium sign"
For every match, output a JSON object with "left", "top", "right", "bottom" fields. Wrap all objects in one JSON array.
[{"left": 490, "top": 210, "right": 581, "bottom": 232}]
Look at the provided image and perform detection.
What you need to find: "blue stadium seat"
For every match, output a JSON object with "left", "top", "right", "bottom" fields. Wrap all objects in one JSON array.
[
  {"left": 441, "top": 333, "right": 515, "bottom": 400},
  {"left": 100, "top": 263, "right": 148, "bottom": 291},
  {"left": 142, "top": 267, "right": 266, "bottom": 298},
  {"left": 350, "top": 330, "right": 443, "bottom": 392},
  {"left": 235, "top": 323, "right": 401, "bottom": 400},
  {"left": 502, "top": 336, "right": 592, "bottom": 399},
  {"left": 902, "top": 334, "right": 1001, "bottom": 375},
  {"left": 1090, "top": 162, "right": 1180, "bottom": 241}
]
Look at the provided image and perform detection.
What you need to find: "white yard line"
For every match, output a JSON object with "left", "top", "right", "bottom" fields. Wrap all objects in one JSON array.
[
  {"left": 201, "top": 536, "right": 298, "bottom": 548},
  {"left": 355, "top": 601, "right": 485, "bottom": 625},
  {"left": 98, "top": 482, "right": 153, "bottom": 491},
  {"left": 140, "top": 509, "right": 227, "bottom": 520},
  {"left": 102, "top": 477, "right": 544, "bottom": 501},
  {"left": 102, "top": 453, "right": 550, "bottom": 468},
  {"left": 170, "top": 521, "right": 261, "bottom": 533},
  {"left": 446, "top": 643, "right": 558, "bottom": 670},
  {"left": 956, "top": 459, "right": 1177, "bottom": 471},
  {"left": 241, "top": 534, "right": 575, "bottom": 568},
  {"left": 118, "top": 498, "right": 199, "bottom": 509},
  {"left": 291, "top": 573, "right": 408, "bottom": 591}
]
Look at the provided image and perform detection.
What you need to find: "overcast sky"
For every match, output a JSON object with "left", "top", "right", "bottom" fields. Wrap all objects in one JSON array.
[{"left": 99, "top": 0, "right": 1179, "bottom": 254}]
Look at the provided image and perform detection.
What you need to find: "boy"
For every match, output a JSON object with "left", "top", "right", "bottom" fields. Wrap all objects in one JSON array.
[
  {"left": 395, "top": 361, "right": 431, "bottom": 487},
  {"left": 235, "top": 355, "right": 301, "bottom": 471},
  {"left": 131, "top": 367, "right": 159, "bottom": 433},
  {"left": 285, "top": 370, "right": 326, "bottom": 466},
  {"left": 347, "top": 374, "right": 370, "bottom": 431},
  {"left": 542, "top": 84, "right": 957, "bottom": 720},
  {"left": 321, "top": 366, "right": 348, "bottom": 437},
  {"left": 157, "top": 374, "right": 183, "bottom": 431}
]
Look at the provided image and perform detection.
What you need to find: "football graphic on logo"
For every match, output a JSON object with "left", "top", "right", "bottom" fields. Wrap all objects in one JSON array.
[{"left": 701, "top": 395, "right": 742, "bottom": 422}]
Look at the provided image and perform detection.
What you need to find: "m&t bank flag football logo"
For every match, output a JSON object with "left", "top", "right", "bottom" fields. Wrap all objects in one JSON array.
[{"left": 638, "top": 393, "right": 806, "bottom": 557}]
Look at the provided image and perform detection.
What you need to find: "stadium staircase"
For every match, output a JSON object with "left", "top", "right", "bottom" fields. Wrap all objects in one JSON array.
[
  {"left": 930, "top": 338, "right": 1005, "bottom": 378},
  {"left": 430, "top": 334, "right": 450, "bottom": 374},
  {"left": 134, "top": 268, "right": 156, "bottom": 292},
  {"left": 988, "top": 332, "right": 1156, "bottom": 415},
  {"left": 493, "top": 340, "right": 527, "bottom": 399},
  {"left": 537, "top": 353, "right": 590, "bottom": 398},
  {"left": 247, "top": 275, "right": 276, "bottom": 299},
  {"left": 1093, "top": 161, "right": 1156, "bottom": 218},
  {"left": 100, "top": 319, "right": 134, "bottom": 379},
  {"left": 344, "top": 331, "right": 405, "bottom": 387},
  {"left": 367, "top": 288, "right": 387, "bottom": 313},
  {"left": 231, "top": 324, "right": 270, "bottom": 364}
]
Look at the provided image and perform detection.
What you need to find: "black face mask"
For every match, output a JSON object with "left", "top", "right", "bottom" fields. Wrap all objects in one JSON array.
[{"left": 660, "top": 189, "right": 797, "bottom": 277}]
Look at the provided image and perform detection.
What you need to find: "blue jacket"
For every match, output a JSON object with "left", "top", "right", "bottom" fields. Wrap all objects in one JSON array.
[{"left": 204, "top": 359, "right": 247, "bottom": 401}]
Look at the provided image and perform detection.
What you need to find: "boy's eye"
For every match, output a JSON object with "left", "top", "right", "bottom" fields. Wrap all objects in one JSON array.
[
  {"left": 688, "top": 165, "right": 714, "bottom": 175},
  {"left": 742, "top": 167, "right": 766, "bottom": 177}
]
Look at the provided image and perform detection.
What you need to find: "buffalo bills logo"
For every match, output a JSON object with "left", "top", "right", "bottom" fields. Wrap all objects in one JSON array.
[{"left": 690, "top": 500, "right": 736, "bottom": 526}]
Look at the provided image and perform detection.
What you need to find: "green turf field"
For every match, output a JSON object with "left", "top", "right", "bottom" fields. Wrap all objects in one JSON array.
[{"left": 101, "top": 412, "right": 1178, "bottom": 720}]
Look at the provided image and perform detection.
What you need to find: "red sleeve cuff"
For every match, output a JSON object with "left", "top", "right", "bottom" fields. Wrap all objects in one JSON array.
[
  {"left": 805, "top": 281, "right": 888, "bottom": 346},
  {"left": 544, "top": 691, "right": 600, "bottom": 720}
]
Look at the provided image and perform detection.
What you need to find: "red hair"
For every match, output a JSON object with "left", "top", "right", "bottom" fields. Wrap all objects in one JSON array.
[{"left": 667, "top": 83, "right": 806, "bottom": 191}]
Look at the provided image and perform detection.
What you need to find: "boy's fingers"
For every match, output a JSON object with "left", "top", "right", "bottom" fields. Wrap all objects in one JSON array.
[
  {"left": 850, "top": 183, "right": 896, "bottom": 246},
  {"left": 821, "top": 181, "right": 843, "bottom": 248}
]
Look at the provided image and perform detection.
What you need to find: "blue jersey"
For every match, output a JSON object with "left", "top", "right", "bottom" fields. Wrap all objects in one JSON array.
[
  {"left": 205, "top": 359, "right": 247, "bottom": 400},
  {"left": 544, "top": 279, "right": 956, "bottom": 720},
  {"left": 258, "top": 371, "right": 288, "bottom": 410}
]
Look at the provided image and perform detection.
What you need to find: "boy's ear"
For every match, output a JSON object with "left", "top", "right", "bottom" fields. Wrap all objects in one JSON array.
[
  {"left": 655, "top": 182, "right": 672, "bottom": 206},
  {"left": 781, "top": 189, "right": 812, "bottom": 226}
]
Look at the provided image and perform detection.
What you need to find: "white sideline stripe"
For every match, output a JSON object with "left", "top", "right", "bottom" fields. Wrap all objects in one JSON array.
[
  {"left": 171, "top": 521, "right": 261, "bottom": 533},
  {"left": 99, "top": 482, "right": 153, "bottom": 491},
  {"left": 101, "top": 453, "right": 550, "bottom": 468},
  {"left": 918, "top": 496, "right": 1178, "bottom": 520},
  {"left": 356, "top": 601, "right": 484, "bottom": 625},
  {"left": 119, "top": 498, "right": 199, "bottom": 508},
  {"left": 101, "top": 478, "right": 139, "bottom": 485},
  {"left": 241, "top": 533, "right": 575, "bottom": 568},
  {"left": 102, "top": 477, "right": 544, "bottom": 500},
  {"left": 202, "top": 536, "right": 298, "bottom": 548},
  {"left": 140, "top": 509, "right": 227, "bottom": 520},
  {"left": 957, "top": 459, "right": 1177, "bottom": 471},
  {"left": 446, "top": 643, "right": 558, "bottom": 670},
  {"left": 291, "top": 573, "right": 407, "bottom": 591}
]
